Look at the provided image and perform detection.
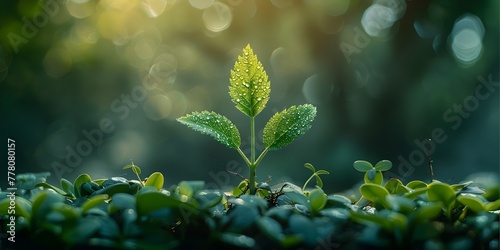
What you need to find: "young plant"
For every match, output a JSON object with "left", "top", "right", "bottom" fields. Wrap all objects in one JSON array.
[{"left": 177, "top": 44, "right": 317, "bottom": 194}]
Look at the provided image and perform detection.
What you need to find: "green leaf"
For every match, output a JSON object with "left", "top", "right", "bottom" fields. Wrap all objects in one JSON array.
[
  {"left": 229, "top": 44, "right": 270, "bottom": 117},
  {"left": 374, "top": 160, "right": 392, "bottom": 171},
  {"left": 219, "top": 232, "right": 256, "bottom": 248},
  {"left": 177, "top": 111, "right": 241, "bottom": 149},
  {"left": 194, "top": 190, "right": 223, "bottom": 209},
  {"left": 123, "top": 164, "right": 141, "bottom": 175},
  {"left": 263, "top": 104, "right": 317, "bottom": 150},
  {"left": 35, "top": 182, "right": 68, "bottom": 196},
  {"left": 304, "top": 163, "right": 316, "bottom": 172},
  {"left": 178, "top": 181, "right": 205, "bottom": 197},
  {"left": 81, "top": 194, "right": 109, "bottom": 214},
  {"left": 74, "top": 174, "right": 92, "bottom": 197},
  {"left": 485, "top": 199, "right": 500, "bottom": 211},
  {"left": 308, "top": 188, "right": 326, "bottom": 213},
  {"left": 353, "top": 160, "right": 373, "bottom": 172},
  {"left": 136, "top": 192, "right": 198, "bottom": 216},
  {"left": 385, "top": 178, "right": 405, "bottom": 194},
  {"left": 364, "top": 170, "right": 383, "bottom": 185},
  {"left": 93, "top": 183, "right": 130, "bottom": 197},
  {"left": 0, "top": 196, "right": 32, "bottom": 219},
  {"left": 257, "top": 217, "right": 284, "bottom": 242},
  {"left": 109, "top": 193, "right": 136, "bottom": 214},
  {"left": 406, "top": 180, "right": 427, "bottom": 189},
  {"left": 427, "top": 182, "right": 455, "bottom": 207},
  {"left": 60, "top": 178, "right": 75, "bottom": 196},
  {"left": 144, "top": 172, "right": 164, "bottom": 190},
  {"left": 360, "top": 183, "right": 390, "bottom": 208},
  {"left": 412, "top": 202, "right": 442, "bottom": 223},
  {"left": 457, "top": 195, "right": 485, "bottom": 213}
]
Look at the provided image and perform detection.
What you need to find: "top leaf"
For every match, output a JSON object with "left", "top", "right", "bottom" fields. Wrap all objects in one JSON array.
[
  {"left": 229, "top": 44, "right": 271, "bottom": 117},
  {"left": 177, "top": 111, "right": 241, "bottom": 149}
]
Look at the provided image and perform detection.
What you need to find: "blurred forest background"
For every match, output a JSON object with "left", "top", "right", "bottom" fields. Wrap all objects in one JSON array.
[{"left": 0, "top": 0, "right": 498, "bottom": 192}]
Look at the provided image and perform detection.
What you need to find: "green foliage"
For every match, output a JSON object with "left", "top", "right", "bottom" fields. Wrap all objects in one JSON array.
[
  {"left": 1, "top": 45, "right": 498, "bottom": 249},
  {"left": 302, "top": 163, "right": 329, "bottom": 190},
  {"left": 177, "top": 44, "right": 317, "bottom": 195},
  {"left": 262, "top": 104, "right": 317, "bottom": 151},
  {"left": 1, "top": 159, "right": 499, "bottom": 249},
  {"left": 177, "top": 111, "right": 241, "bottom": 149},
  {"left": 229, "top": 44, "right": 270, "bottom": 118}
]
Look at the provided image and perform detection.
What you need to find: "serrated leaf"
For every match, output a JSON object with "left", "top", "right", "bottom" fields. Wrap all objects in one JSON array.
[
  {"left": 177, "top": 111, "right": 241, "bottom": 149},
  {"left": 229, "top": 44, "right": 270, "bottom": 117},
  {"left": 263, "top": 104, "right": 316, "bottom": 150}
]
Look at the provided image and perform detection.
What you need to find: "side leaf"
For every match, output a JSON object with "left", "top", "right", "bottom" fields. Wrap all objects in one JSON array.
[
  {"left": 144, "top": 172, "right": 164, "bottom": 190},
  {"left": 263, "top": 104, "right": 316, "bottom": 150},
  {"left": 229, "top": 44, "right": 270, "bottom": 117},
  {"left": 177, "top": 111, "right": 241, "bottom": 149}
]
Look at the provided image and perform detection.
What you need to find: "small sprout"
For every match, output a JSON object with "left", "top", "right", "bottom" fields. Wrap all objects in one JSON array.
[{"left": 178, "top": 44, "right": 317, "bottom": 195}]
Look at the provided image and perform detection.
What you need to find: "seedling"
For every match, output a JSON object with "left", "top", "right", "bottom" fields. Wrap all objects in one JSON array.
[{"left": 177, "top": 44, "right": 317, "bottom": 194}]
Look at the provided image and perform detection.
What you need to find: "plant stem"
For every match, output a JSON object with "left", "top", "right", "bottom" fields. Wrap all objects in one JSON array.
[
  {"left": 237, "top": 148, "right": 251, "bottom": 167},
  {"left": 249, "top": 164, "right": 256, "bottom": 195},
  {"left": 249, "top": 116, "right": 256, "bottom": 194},
  {"left": 250, "top": 116, "right": 255, "bottom": 163}
]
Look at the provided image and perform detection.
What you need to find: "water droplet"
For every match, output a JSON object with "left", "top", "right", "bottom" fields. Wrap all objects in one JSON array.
[
  {"left": 244, "top": 52, "right": 249, "bottom": 56},
  {"left": 235, "top": 82, "right": 239, "bottom": 85},
  {"left": 257, "top": 97, "right": 262, "bottom": 101},
  {"left": 236, "top": 99, "right": 240, "bottom": 102}
]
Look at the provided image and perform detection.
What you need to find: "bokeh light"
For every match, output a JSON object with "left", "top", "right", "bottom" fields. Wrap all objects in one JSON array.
[
  {"left": 0, "top": 0, "right": 497, "bottom": 192},
  {"left": 449, "top": 14, "right": 484, "bottom": 67}
]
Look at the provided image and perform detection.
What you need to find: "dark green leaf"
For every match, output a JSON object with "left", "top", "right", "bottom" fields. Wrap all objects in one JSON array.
[
  {"left": 74, "top": 174, "right": 92, "bottom": 197},
  {"left": 178, "top": 181, "right": 205, "bottom": 197},
  {"left": 93, "top": 183, "right": 130, "bottom": 197},
  {"left": 257, "top": 217, "right": 283, "bottom": 241},
  {"left": 81, "top": 194, "right": 109, "bottom": 214},
  {"left": 289, "top": 214, "right": 316, "bottom": 246},
  {"left": 353, "top": 160, "right": 373, "bottom": 172},
  {"left": 386, "top": 195, "right": 415, "bottom": 214},
  {"left": 60, "top": 178, "right": 75, "bottom": 196},
  {"left": 109, "top": 193, "right": 136, "bottom": 214},
  {"left": 35, "top": 182, "right": 67, "bottom": 196},
  {"left": 219, "top": 232, "right": 255, "bottom": 248},
  {"left": 136, "top": 192, "right": 197, "bottom": 216},
  {"left": 263, "top": 104, "right": 316, "bottom": 150},
  {"left": 194, "top": 190, "right": 223, "bottom": 209},
  {"left": 229, "top": 44, "right": 270, "bottom": 117},
  {"left": 412, "top": 202, "right": 442, "bottom": 223},
  {"left": 177, "top": 111, "right": 241, "bottom": 149}
]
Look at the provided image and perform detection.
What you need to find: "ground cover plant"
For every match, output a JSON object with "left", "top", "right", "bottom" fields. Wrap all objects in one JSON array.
[{"left": 1, "top": 45, "right": 499, "bottom": 250}]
